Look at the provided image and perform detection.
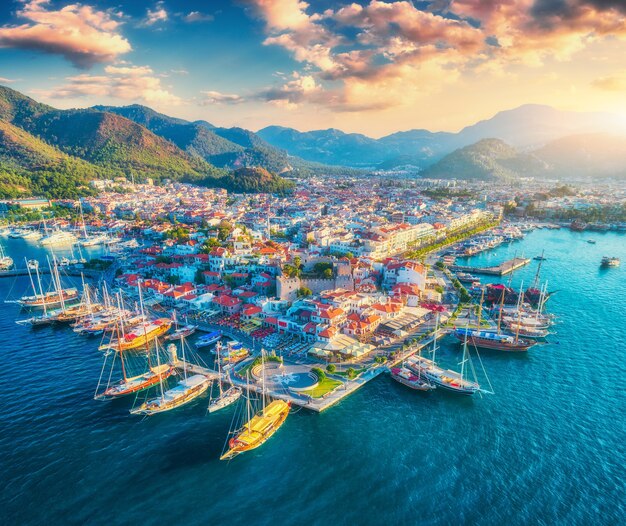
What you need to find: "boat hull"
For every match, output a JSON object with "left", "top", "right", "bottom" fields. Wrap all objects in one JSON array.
[{"left": 220, "top": 400, "right": 290, "bottom": 460}]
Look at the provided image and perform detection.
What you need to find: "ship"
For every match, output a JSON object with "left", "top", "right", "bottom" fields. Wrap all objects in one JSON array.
[
  {"left": 0, "top": 243, "right": 13, "bottom": 270},
  {"left": 220, "top": 351, "right": 291, "bottom": 460},
  {"left": 18, "top": 287, "right": 79, "bottom": 309},
  {"left": 99, "top": 318, "right": 171, "bottom": 352},
  {"left": 40, "top": 230, "right": 77, "bottom": 246},
  {"left": 130, "top": 338, "right": 211, "bottom": 415},
  {"left": 130, "top": 374, "right": 210, "bottom": 415},
  {"left": 196, "top": 330, "right": 222, "bottom": 348},
  {"left": 220, "top": 398, "right": 291, "bottom": 459},
  {"left": 600, "top": 256, "right": 620, "bottom": 268},
  {"left": 454, "top": 328, "right": 534, "bottom": 352},
  {"left": 390, "top": 365, "right": 435, "bottom": 391}
]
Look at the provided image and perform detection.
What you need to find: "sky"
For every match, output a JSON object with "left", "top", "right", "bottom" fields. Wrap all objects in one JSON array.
[{"left": 0, "top": 0, "right": 626, "bottom": 137}]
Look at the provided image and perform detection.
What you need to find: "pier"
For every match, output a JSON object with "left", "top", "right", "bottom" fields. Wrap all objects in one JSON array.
[
  {"left": 450, "top": 257, "right": 530, "bottom": 276},
  {"left": 0, "top": 267, "right": 103, "bottom": 279},
  {"left": 178, "top": 331, "right": 443, "bottom": 413}
]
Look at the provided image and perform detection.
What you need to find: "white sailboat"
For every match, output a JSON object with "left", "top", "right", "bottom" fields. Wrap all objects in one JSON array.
[
  {"left": 0, "top": 243, "right": 13, "bottom": 270},
  {"left": 130, "top": 335, "right": 210, "bottom": 415},
  {"left": 208, "top": 341, "right": 242, "bottom": 413}
]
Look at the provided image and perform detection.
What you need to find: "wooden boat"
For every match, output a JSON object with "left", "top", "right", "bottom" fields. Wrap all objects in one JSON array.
[
  {"left": 130, "top": 336, "right": 210, "bottom": 415},
  {"left": 220, "top": 399, "right": 290, "bottom": 460},
  {"left": 130, "top": 374, "right": 210, "bottom": 415},
  {"left": 220, "top": 352, "right": 290, "bottom": 460},
  {"left": 165, "top": 324, "right": 197, "bottom": 340},
  {"left": 96, "top": 363, "right": 173, "bottom": 400},
  {"left": 208, "top": 342, "right": 242, "bottom": 413},
  {"left": 407, "top": 315, "right": 489, "bottom": 396},
  {"left": 100, "top": 318, "right": 171, "bottom": 351},
  {"left": 408, "top": 356, "right": 481, "bottom": 395},
  {"left": 390, "top": 366, "right": 435, "bottom": 391}
]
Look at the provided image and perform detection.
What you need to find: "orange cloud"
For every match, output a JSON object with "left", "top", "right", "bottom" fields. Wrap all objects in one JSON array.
[
  {"left": 244, "top": 0, "right": 626, "bottom": 113},
  {"left": 34, "top": 64, "right": 181, "bottom": 105},
  {"left": 0, "top": 0, "right": 130, "bottom": 68}
]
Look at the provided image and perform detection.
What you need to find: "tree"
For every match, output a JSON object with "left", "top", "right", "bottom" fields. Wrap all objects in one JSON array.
[
  {"left": 434, "top": 261, "right": 445, "bottom": 270},
  {"left": 326, "top": 364, "right": 336, "bottom": 374},
  {"left": 347, "top": 367, "right": 357, "bottom": 379},
  {"left": 322, "top": 268, "right": 333, "bottom": 279},
  {"left": 297, "top": 287, "right": 312, "bottom": 297},
  {"left": 344, "top": 252, "right": 354, "bottom": 260},
  {"left": 311, "top": 367, "right": 326, "bottom": 381}
]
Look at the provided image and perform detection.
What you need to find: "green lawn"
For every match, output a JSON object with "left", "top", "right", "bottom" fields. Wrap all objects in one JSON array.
[{"left": 301, "top": 377, "right": 342, "bottom": 398}]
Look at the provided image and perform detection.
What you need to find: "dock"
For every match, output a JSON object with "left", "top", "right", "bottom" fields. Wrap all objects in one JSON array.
[
  {"left": 0, "top": 267, "right": 103, "bottom": 279},
  {"left": 179, "top": 331, "right": 443, "bottom": 413},
  {"left": 450, "top": 257, "right": 530, "bottom": 276}
]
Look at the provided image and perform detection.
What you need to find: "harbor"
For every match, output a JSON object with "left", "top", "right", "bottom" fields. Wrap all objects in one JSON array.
[{"left": 1, "top": 224, "right": 624, "bottom": 524}]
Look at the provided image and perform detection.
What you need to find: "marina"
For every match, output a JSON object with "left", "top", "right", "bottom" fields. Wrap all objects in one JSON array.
[{"left": 0, "top": 225, "right": 624, "bottom": 524}]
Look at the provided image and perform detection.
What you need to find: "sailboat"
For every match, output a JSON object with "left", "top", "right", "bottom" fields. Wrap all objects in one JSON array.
[
  {"left": 99, "top": 281, "right": 171, "bottom": 351},
  {"left": 390, "top": 336, "right": 434, "bottom": 391},
  {"left": 95, "top": 304, "right": 174, "bottom": 400},
  {"left": 408, "top": 316, "right": 484, "bottom": 395},
  {"left": 16, "top": 256, "right": 79, "bottom": 309},
  {"left": 454, "top": 284, "right": 534, "bottom": 352},
  {"left": 165, "top": 311, "right": 197, "bottom": 340},
  {"left": 220, "top": 350, "right": 290, "bottom": 460},
  {"left": 208, "top": 341, "right": 242, "bottom": 413},
  {"left": 0, "top": 243, "right": 13, "bottom": 270},
  {"left": 130, "top": 335, "right": 210, "bottom": 415}
]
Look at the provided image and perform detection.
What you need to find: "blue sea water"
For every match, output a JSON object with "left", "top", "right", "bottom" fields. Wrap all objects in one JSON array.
[{"left": 1, "top": 229, "right": 625, "bottom": 526}]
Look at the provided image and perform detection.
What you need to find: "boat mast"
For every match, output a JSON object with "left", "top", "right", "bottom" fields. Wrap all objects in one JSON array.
[
  {"left": 514, "top": 280, "right": 523, "bottom": 343},
  {"left": 477, "top": 288, "right": 484, "bottom": 328},
  {"left": 261, "top": 349, "right": 266, "bottom": 412},
  {"left": 155, "top": 339, "right": 165, "bottom": 402},
  {"left": 496, "top": 287, "right": 505, "bottom": 335},
  {"left": 115, "top": 292, "right": 127, "bottom": 382},
  {"left": 460, "top": 323, "right": 469, "bottom": 382},
  {"left": 246, "top": 371, "right": 251, "bottom": 425},
  {"left": 533, "top": 250, "right": 544, "bottom": 289},
  {"left": 181, "top": 334, "right": 188, "bottom": 382},
  {"left": 216, "top": 341, "right": 223, "bottom": 397},
  {"left": 24, "top": 257, "right": 37, "bottom": 298},
  {"left": 432, "top": 313, "right": 439, "bottom": 364}
]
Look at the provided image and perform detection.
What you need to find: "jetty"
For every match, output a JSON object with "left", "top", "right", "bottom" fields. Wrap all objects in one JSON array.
[
  {"left": 0, "top": 267, "right": 103, "bottom": 279},
  {"left": 450, "top": 257, "right": 530, "bottom": 276},
  {"left": 180, "top": 330, "right": 443, "bottom": 413}
]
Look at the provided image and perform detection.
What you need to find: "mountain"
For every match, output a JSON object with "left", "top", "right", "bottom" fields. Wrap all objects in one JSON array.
[
  {"left": 421, "top": 139, "right": 548, "bottom": 180},
  {"left": 257, "top": 126, "right": 386, "bottom": 167},
  {"left": 0, "top": 119, "right": 110, "bottom": 198},
  {"left": 94, "top": 104, "right": 300, "bottom": 174},
  {"left": 420, "top": 134, "right": 626, "bottom": 180},
  {"left": 534, "top": 133, "right": 626, "bottom": 178},
  {"left": 454, "top": 104, "right": 619, "bottom": 149},
  {"left": 258, "top": 105, "right": 625, "bottom": 169}
]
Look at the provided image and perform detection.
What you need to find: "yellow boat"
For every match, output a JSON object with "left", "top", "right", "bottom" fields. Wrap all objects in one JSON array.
[
  {"left": 220, "top": 399, "right": 290, "bottom": 460},
  {"left": 100, "top": 318, "right": 172, "bottom": 352}
]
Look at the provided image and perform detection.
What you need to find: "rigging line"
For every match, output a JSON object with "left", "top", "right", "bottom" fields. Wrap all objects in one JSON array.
[
  {"left": 473, "top": 342, "right": 495, "bottom": 394},
  {"left": 94, "top": 348, "right": 110, "bottom": 397}
]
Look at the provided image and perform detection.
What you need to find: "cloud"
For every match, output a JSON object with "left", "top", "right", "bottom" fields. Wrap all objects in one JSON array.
[
  {"left": 0, "top": 76, "right": 18, "bottom": 83},
  {"left": 242, "top": 0, "right": 626, "bottom": 112},
  {"left": 183, "top": 11, "right": 214, "bottom": 23},
  {"left": 0, "top": 0, "right": 131, "bottom": 68},
  {"left": 142, "top": 3, "right": 168, "bottom": 26},
  {"left": 592, "top": 72, "right": 626, "bottom": 91},
  {"left": 200, "top": 90, "right": 245, "bottom": 105},
  {"left": 34, "top": 64, "right": 182, "bottom": 105}
]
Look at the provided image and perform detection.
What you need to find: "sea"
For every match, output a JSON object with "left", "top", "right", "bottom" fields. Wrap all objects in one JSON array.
[{"left": 1, "top": 229, "right": 624, "bottom": 526}]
